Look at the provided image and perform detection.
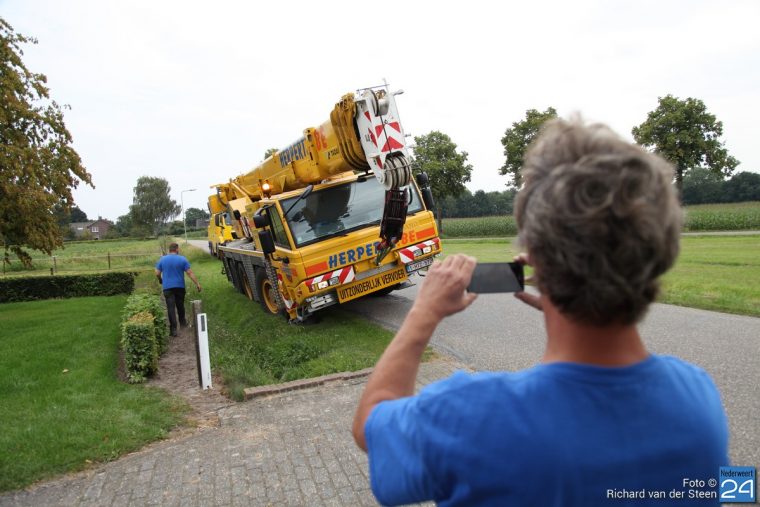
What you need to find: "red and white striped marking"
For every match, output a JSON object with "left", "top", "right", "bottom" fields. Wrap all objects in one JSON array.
[
  {"left": 306, "top": 266, "right": 356, "bottom": 292},
  {"left": 277, "top": 273, "right": 295, "bottom": 309},
  {"left": 398, "top": 239, "right": 440, "bottom": 264}
]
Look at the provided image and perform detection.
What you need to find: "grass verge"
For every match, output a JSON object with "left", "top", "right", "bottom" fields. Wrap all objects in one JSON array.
[
  {"left": 0, "top": 296, "right": 188, "bottom": 492},
  {"left": 183, "top": 246, "right": 397, "bottom": 401},
  {"left": 441, "top": 235, "right": 760, "bottom": 317}
]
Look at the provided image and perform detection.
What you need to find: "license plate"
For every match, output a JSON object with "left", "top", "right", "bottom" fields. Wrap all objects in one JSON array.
[
  {"left": 336, "top": 267, "right": 408, "bottom": 303},
  {"left": 405, "top": 257, "right": 434, "bottom": 273}
]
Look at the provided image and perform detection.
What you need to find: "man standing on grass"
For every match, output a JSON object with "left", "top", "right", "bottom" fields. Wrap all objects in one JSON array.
[
  {"left": 352, "top": 119, "right": 729, "bottom": 506},
  {"left": 155, "top": 242, "right": 201, "bottom": 337}
]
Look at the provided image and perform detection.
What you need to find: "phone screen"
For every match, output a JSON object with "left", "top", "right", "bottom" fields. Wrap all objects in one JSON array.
[{"left": 467, "top": 262, "right": 525, "bottom": 293}]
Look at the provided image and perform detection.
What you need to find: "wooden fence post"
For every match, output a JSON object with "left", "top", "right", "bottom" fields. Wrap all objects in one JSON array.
[
  {"left": 52, "top": 255, "right": 57, "bottom": 274},
  {"left": 108, "top": 252, "right": 111, "bottom": 270}
]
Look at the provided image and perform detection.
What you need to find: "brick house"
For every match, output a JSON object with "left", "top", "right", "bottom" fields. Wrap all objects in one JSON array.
[{"left": 69, "top": 217, "right": 112, "bottom": 240}]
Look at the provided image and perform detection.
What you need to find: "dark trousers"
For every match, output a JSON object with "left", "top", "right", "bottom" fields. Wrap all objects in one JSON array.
[{"left": 163, "top": 288, "right": 187, "bottom": 334}]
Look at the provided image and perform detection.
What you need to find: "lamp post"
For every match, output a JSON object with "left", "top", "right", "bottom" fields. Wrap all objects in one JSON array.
[{"left": 181, "top": 188, "right": 197, "bottom": 244}]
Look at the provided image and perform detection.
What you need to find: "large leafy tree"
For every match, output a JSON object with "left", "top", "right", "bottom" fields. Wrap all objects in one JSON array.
[
  {"left": 411, "top": 131, "right": 473, "bottom": 231},
  {"left": 69, "top": 205, "right": 88, "bottom": 222},
  {"left": 129, "top": 176, "right": 181, "bottom": 236},
  {"left": 632, "top": 95, "right": 739, "bottom": 193},
  {"left": 500, "top": 107, "right": 557, "bottom": 188},
  {"left": 0, "top": 18, "right": 93, "bottom": 266},
  {"left": 681, "top": 167, "right": 725, "bottom": 205},
  {"left": 184, "top": 206, "right": 209, "bottom": 226},
  {"left": 263, "top": 147, "right": 278, "bottom": 159},
  {"left": 724, "top": 172, "right": 760, "bottom": 203}
]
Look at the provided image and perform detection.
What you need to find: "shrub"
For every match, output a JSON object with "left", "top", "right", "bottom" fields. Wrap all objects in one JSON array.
[
  {"left": 123, "top": 294, "right": 169, "bottom": 355},
  {"left": 0, "top": 272, "right": 136, "bottom": 303},
  {"left": 121, "top": 311, "right": 159, "bottom": 383}
]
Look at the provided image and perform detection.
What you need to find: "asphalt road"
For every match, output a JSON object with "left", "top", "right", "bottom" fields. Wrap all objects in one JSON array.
[
  {"left": 344, "top": 279, "right": 760, "bottom": 468},
  {"left": 187, "top": 238, "right": 759, "bottom": 467}
]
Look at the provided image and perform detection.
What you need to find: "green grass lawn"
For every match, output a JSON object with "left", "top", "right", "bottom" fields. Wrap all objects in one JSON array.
[
  {"left": 2, "top": 238, "right": 166, "bottom": 276},
  {"left": 442, "top": 235, "right": 760, "bottom": 317},
  {"left": 0, "top": 296, "right": 187, "bottom": 492},
  {"left": 182, "top": 247, "right": 397, "bottom": 401}
]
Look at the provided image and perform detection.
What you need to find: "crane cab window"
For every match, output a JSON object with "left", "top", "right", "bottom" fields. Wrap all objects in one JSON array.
[
  {"left": 268, "top": 208, "right": 291, "bottom": 249},
  {"left": 282, "top": 177, "right": 423, "bottom": 248}
]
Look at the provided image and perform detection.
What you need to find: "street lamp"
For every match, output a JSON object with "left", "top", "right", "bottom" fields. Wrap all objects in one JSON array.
[{"left": 181, "top": 188, "right": 197, "bottom": 244}]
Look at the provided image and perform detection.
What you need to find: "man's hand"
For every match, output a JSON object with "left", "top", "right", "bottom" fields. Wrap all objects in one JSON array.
[
  {"left": 513, "top": 253, "right": 543, "bottom": 311},
  {"left": 196, "top": 283, "right": 202, "bottom": 293},
  {"left": 412, "top": 254, "right": 478, "bottom": 320}
]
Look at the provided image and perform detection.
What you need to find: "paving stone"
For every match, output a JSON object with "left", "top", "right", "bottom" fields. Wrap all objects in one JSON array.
[{"left": 0, "top": 360, "right": 462, "bottom": 506}]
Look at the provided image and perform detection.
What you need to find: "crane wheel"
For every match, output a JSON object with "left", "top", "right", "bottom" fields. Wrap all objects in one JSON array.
[
  {"left": 238, "top": 264, "right": 254, "bottom": 300},
  {"left": 255, "top": 269, "right": 279, "bottom": 315}
]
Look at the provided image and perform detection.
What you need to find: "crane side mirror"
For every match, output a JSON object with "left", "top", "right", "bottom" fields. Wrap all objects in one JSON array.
[
  {"left": 253, "top": 213, "right": 271, "bottom": 229},
  {"left": 258, "top": 230, "right": 276, "bottom": 255},
  {"left": 416, "top": 172, "right": 435, "bottom": 212}
]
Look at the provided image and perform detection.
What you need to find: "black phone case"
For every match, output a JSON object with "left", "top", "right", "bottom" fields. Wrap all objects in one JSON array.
[{"left": 467, "top": 262, "right": 525, "bottom": 293}]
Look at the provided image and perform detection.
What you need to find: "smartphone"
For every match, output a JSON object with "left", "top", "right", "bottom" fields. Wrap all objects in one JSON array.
[{"left": 467, "top": 262, "right": 525, "bottom": 293}]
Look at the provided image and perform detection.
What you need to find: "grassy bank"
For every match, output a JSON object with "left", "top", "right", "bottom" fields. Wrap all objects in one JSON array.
[
  {"left": 0, "top": 296, "right": 187, "bottom": 492},
  {"left": 182, "top": 247, "right": 396, "bottom": 400},
  {"left": 439, "top": 201, "right": 760, "bottom": 238},
  {"left": 441, "top": 235, "right": 760, "bottom": 317}
]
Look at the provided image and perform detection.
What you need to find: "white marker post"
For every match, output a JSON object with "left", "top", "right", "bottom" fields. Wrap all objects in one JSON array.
[
  {"left": 195, "top": 313, "right": 211, "bottom": 389},
  {"left": 196, "top": 312, "right": 212, "bottom": 390},
  {"left": 191, "top": 300, "right": 212, "bottom": 390}
]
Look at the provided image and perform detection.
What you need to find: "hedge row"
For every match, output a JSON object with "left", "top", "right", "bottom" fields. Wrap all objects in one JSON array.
[
  {"left": 121, "top": 311, "right": 159, "bottom": 383},
  {"left": 123, "top": 293, "right": 169, "bottom": 355},
  {"left": 0, "top": 272, "right": 136, "bottom": 303},
  {"left": 121, "top": 294, "right": 168, "bottom": 383}
]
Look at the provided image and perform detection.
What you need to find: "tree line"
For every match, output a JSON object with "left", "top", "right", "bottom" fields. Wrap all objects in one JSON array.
[{"left": 414, "top": 98, "right": 745, "bottom": 219}]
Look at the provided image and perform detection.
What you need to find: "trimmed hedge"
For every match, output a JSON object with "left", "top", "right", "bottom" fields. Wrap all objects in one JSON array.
[
  {"left": 123, "top": 293, "right": 169, "bottom": 355},
  {"left": 121, "top": 311, "right": 159, "bottom": 383},
  {"left": 0, "top": 272, "right": 136, "bottom": 303}
]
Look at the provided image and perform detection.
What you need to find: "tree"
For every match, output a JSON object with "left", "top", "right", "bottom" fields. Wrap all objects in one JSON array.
[
  {"left": 500, "top": 107, "right": 557, "bottom": 188},
  {"left": 724, "top": 172, "right": 760, "bottom": 203},
  {"left": 681, "top": 167, "right": 725, "bottom": 205},
  {"left": 632, "top": 95, "right": 739, "bottom": 193},
  {"left": 264, "top": 147, "right": 278, "bottom": 159},
  {"left": 184, "top": 207, "right": 209, "bottom": 227},
  {"left": 0, "top": 18, "right": 93, "bottom": 266},
  {"left": 128, "top": 176, "right": 181, "bottom": 236},
  {"left": 411, "top": 131, "right": 473, "bottom": 231},
  {"left": 70, "top": 206, "right": 88, "bottom": 223}
]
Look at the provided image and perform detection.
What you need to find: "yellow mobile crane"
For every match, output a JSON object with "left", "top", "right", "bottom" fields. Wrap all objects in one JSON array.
[{"left": 215, "top": 85, "right": 440, "bottom": 322}]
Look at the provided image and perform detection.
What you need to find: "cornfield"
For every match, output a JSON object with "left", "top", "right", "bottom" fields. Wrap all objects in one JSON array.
[{"left": 440, "top": 202, "right": 760, "bottom": 237}]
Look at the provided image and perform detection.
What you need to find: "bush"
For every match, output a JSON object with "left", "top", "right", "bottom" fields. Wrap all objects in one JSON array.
[
  {"left": 121, "top": 311, "right": 159, "bottom": 383},
  {"left": 0, "top": 272, "right": 136, "bottom": 303},
  {"left": 123, "top": 294, "right": 169, "bottom": 355}
]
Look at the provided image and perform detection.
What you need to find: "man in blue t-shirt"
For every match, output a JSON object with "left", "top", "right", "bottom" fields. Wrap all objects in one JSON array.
[
  {"left": 155, "top": 242, "right": 201, "bottom": 336},
  {"left": 352, "top": 120, "right": 729, "bottom": 506}
]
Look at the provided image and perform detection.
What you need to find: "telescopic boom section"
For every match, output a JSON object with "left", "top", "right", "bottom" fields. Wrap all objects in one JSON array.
[{"left": 213, "top": 87, "right": 413, "bottom": 263}]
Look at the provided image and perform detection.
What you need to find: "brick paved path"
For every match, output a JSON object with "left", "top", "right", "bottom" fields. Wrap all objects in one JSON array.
[{"left": 1, "top": 360, "right": 462, "bottom": 507}]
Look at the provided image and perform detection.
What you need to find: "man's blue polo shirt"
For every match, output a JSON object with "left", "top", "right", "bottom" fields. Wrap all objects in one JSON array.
[
  {"left": 155, "top": 254, "right": 190, "bottom": 290},
  {"left": 365, "top": 354, "right": 729, "bottom": 506}
]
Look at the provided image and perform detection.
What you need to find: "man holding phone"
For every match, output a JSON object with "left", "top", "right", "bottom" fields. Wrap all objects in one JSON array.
[{"left": 352, "top": 119, "right": 728, "bottom": 505}]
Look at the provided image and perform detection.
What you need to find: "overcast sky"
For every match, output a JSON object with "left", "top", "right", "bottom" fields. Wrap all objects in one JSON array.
[{"left": 4, "top": 0, "right": 759, "bottom": 221}]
